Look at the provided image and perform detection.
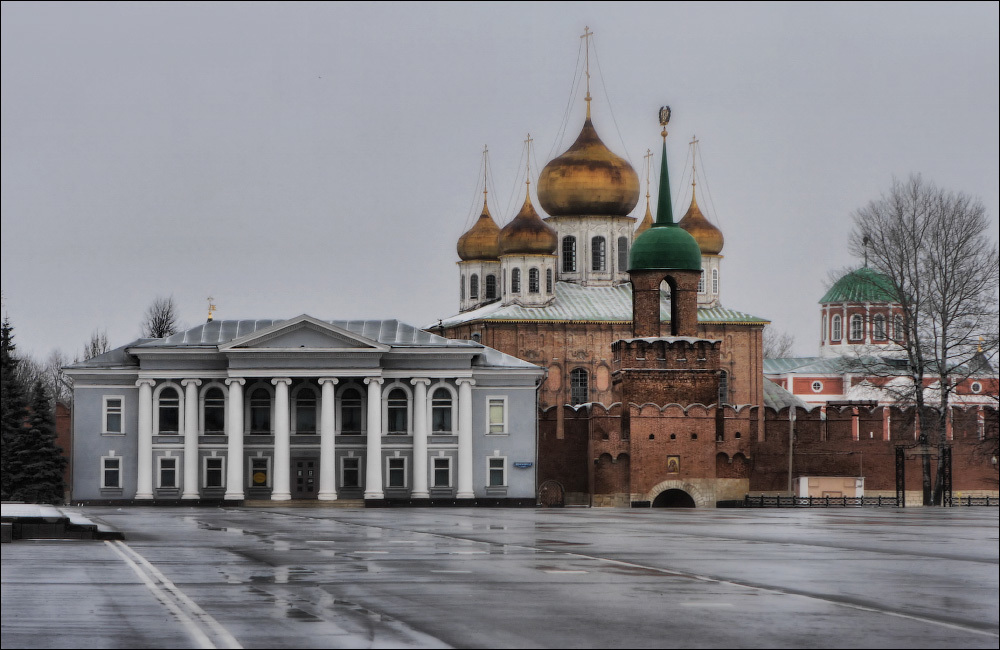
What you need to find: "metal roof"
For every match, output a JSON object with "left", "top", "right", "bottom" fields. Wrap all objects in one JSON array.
[
  {"left": 762, "top": 379, "right": 809, "bottom": 410},
  {"left": 436, "top": 282, "right": 769, "bottom": 327},
  {"left": 819, "top": 267, "right": 897, "bottom": 304}
]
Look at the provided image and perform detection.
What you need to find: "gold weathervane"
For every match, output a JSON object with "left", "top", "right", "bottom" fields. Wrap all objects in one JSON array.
[
  {"left": 207, "top": 297, "right": 217, "bottom": 322},
  {"left": 659, "top": 105, "right": 671, "bottom": 139}
]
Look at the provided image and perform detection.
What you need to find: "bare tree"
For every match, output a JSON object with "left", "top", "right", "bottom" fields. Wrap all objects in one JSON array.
[
  {"left": 141, "top": 296, "right": 179, "bottom": 339},
  {"left": 763, "top": 327, "right": 796, "bottom": 359},
  {"left": 82, "top": 329, "right": 110, "bottom": 360},
  {"left": 849, "top": 175, "right": 999, "bottom": 505}
]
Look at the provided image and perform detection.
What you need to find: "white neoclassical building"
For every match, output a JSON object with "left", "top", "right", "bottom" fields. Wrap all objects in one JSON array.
[{"left": 66, "top": 315, "right": 542, "bottom": 505}]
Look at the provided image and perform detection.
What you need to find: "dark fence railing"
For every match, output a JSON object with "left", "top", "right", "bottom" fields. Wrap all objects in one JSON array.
[{"left": 738, "top": 495, "right": 998, "bottom": 508}]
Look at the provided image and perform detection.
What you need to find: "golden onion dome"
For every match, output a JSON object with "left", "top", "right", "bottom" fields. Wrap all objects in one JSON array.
[
  {"left": 678, "top": 189, "right": 724, "bottom": 255},
  {"left": 537, "top": 118, "right": 640, "bottom": 217},
  {"left": 635, "top": 195, "right": 654, "bottom": 236},
  {"left": 499, "top": 187, "right": 558, "bottom": 255},
  {"left": 457, "top": 196, "right": 501, "bottom": 261}
]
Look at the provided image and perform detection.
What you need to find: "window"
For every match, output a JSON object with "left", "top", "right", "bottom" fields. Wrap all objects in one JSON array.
[
  {"left": 340, "top": 387, "right": 363, "bottom": 433},
  {"left": 433, "top": 457, "right": 451, "bottom": 488},
  {"left": 294, "top": 387, "right": 317, "bottom": 434},
  {"left": 562, "top": 236, "right": 577, "bottom": 272},
  {"left": 570, "top": 368, "right": 588, "bottom": 405},
  {"left": 894, "top": 315, "right": 904, "bottom": 340},
  {"left": 341, "top": 456, "right": 361, "bottom": 488},
  {"left": 698, "top": 269, "right": 706, "bottom": 294},
  {"left": 250, "top": 457, "right": 270, "bottom": 488},
  {"left": 157, "top": 386, "right": 180, "bottom": 434},
  {"left": 971, "top": 382, "right": 983, "bottom": 394},
  {"left": 711, "top": 268, "right": 719, "bottom": 294},
  {"left": 158, "top": 457, "right": 177, "bottom": 489},
  {"left": 470, "top": 274, "right": 479, "bottom": 300},
  {"left": 811, "top": 381, "right": 824, "bottom": 393},
  {"left": 546, "top": 269, "right": 553, "bottom": 294},
  {"left": 591, "top": 236, "right": 606, "bottom": 271},
  {"left": 386, "top": 388, "right": 408, "bottom": 434},
  {"left": 460, "top": 276, "right": 465, "bottom": 301},
  {"left": 488, "top": 457, "right": 506, "bottom": 487},
  {"left": 204, "top": 456, "right": 224, "bottom": 488},
  {"left": 832, "top": 315, "right": 842, "bottom": 341},
  {"left": 718, "top": 370, "right": 728, "bottom": 406},
  {"left": 511, "top": 268, "right": 521, "bottom": 293},
  {"left": 488, "top": 398, "right": 506, "bottom": 434},
  {"left": 485, "top": 274, "right": 497, "bottom": 300},
  {"left": 249, "top": 387, "right": 271, "bottom": 433},
  {"left": 873, "top": 314, "right": 887, "bottom": 340},
  {"left": 431, "top": 388, "right": 453, "bottom": 432},
  {"left": 103, "top": 396, "right": 123, "bottom": 434},
  {"left": 617, "top": 236, "right": 628, "bottom": 272},
  {"left": 528, "top": 268, "right": 540, "bottom": 293},
  {"left": 203, "top": 387, "right": 225, "bottom": 434},
  {"left": 850, "top": 314, "right": 864, "bottom": 341},
  {"left": 387, "top": 457, "right": 406, "bottom": 488},
  {"left": 102, "top": 456, "right": 121, "bottom": 488}
]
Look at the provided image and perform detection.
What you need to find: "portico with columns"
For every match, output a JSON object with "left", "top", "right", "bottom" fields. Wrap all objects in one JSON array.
[{"left": 67, "top": 315, "right": 542, "bottom": 505}]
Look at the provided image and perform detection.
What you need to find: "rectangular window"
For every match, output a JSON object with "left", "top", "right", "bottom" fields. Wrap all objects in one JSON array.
[
  {"left": 488, "top": 398, "right": 506, "bottom": 434},
  {"left": 250, "top": 457, "right": 270, "bottom": 488},
  {"left": 488, "top": 457, "right": 506, "bottom": 487},
  {"left": 103, "top": 396, "right": 124, "bottom": 434},
  {"left": 204, "top": 457, "right": 225, "bottom": 488},
  {"left": 342, "top": 457, "right": 360, "bottom": 488},
  {"left": 433, "top": 457, "right": 451, "bottom": 488},
  {"left": 387, "top": 457, "right": 407, "bottom": 488},
  {"left": 158, "top": 457, "right": 177, "bottom": 489},
  {"left": 102, "top": 457, "right": 121, "bottom": 488}
]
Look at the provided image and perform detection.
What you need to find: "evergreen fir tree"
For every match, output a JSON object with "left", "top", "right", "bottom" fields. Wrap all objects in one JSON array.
[{"left": 1, "top": 317, "right": 29, "bottom": 501}]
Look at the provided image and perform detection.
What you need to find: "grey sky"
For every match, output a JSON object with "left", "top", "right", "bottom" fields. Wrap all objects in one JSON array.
[{"left": 2, "top": 2, "right": 998, "bottom": 361}]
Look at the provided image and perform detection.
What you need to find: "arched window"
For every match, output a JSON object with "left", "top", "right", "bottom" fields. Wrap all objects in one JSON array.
[
  {"left": 832, "top": 315, "right": 842, "bottom": 341},
  {"left": 431, "top": 387, "right": 453, "bottom": 432},
  {"left": 469, "top": 274, "right": 479, "bottom": 300},
  {"left": 873, "top": 314, "right": 887, "bottom": 340},
  {"left": 157, "top": 386, "right": 180, "bottom": 434},
  {"left": 485, "top": 274, "right": 497, "bottom": 300},
  {"left": 850, "top": 314, "right": 864, "bottom": 341},
  {"left": 340, "top": 387, "right": 363, "bottom": 433},
  {"left": 294, "top": 386, "right": 317, "bottom": 434},
  {"left": 386, "top": 388, "right": 408, "bottom": 434},
  {"left": 894, "top": 315, "right": 904, "bottom": 341},
  {"left": 562, "top": 236, "right": 577, "bottom": 272},
  {"left": 711, "top": 268, "right": 719, "bottom": 294},
  {"left": 460, "top": 276, "right": 465, "bottom": 301},
  {"left": 718, "top": 370, "right": 728, "bottom": 406},
  {"left": 698, "top": 268, "right": 706, "bottom": 293},
  {"left": 248, "top": 387, "right": 271, "bottom": 433},
  {"left": 203, "top": 387, "right": 226, "bottom": 434},
  {"left": 511, "top": 268, "right": 521, "bottom": 293},
  {"left": 591, "top": 236, "right": 606, "bottom": 271},
  {"left": 617, "top": 236, "right": 628, "bottom": 272},
  {"left": 528, "top": 268, "right": 540, "bottom": 293},
  {"left": 546, "top": 269, "right": 553, "bottom": 294},
  {"left": 822, "top": 315, "right": 828, "bottom": 341},
  {"left": 570, "top": 368, "right": 588, "bottom": 405}
]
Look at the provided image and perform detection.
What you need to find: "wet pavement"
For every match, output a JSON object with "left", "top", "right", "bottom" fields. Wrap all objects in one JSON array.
[{"left": 2, "top": 506, "right": 998, "bottom": 648}]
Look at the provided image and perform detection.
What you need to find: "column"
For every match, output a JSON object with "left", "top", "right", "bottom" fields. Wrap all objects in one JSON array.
[
  {"left": 181, "top": 379, "right": 202, "bottom": 499},
  {"left": 364, "top": 377, "right": 384, "bottom": 499},
  {"left": 136, "top": 379, "right": 155, "bottom": 499},
  {"left": 318, "top": 377, "right": 339, "bottom": 500},
  {"left": 224, "top": 378, "right": 245, "bottom": 500},
  {"left": 456, "top": 378, "right": 475, "bottom": 498},
  {"left": 411, "top": 378, "right": 431, "bottom": 499},
  {"left": 271, "top": 378, "right": 292, "bottom": 500}
]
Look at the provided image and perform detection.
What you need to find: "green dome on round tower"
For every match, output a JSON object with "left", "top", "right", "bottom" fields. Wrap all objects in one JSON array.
[{"left": 820, "top": 267, "right": 897, "bottom": 304}]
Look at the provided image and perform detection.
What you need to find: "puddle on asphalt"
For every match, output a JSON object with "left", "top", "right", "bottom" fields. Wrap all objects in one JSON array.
[{"left": 285, "top": 607, "right": 321, "bottom": 622}]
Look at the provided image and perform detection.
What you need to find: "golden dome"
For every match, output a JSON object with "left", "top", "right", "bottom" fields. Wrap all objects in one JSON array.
[
  {"left": 537, "top": 118, "right": 640, "bottom": 217},
  {"left": 457, "top": 196, "right": 501, "bottom": 261},
  {"left": 635, "top": 195, "right": 653, "bottom": 236},
  {"left": 678, "top": 190, "right": 724, "bottom": 255},
  {"left": 499, "top": 187, "right": 557, "bottom": 255}
]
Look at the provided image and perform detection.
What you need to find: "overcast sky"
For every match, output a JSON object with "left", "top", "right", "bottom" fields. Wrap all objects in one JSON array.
[{"left": 2, "top": 2, "right": 998, "bottom": 362}]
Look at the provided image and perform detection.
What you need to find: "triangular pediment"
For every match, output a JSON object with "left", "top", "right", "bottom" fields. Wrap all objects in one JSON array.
[{"left": 220, "top": 315, "right": 388, "bottom": 352}]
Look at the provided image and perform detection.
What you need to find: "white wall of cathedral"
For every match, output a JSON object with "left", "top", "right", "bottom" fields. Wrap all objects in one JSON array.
[
  {"left": 500, "top": 254, "right": 557, "bottom": 307},
  {"left": 546, "top": 215, "right": 635, "bottom": 286},
  {"left": 697, "top": 255, "right": 723, "bottom": 308},
  {"left": 458, "top": 260, "right": 501, "bottom": 312},
  {"left": 818, "top": 302, "right": 904, "bottom": 358}
]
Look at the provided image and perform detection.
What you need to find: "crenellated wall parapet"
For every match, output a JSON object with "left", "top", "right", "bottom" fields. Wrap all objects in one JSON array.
[{"left": 612, "top": 337, "right": 721, "bottom": 371}]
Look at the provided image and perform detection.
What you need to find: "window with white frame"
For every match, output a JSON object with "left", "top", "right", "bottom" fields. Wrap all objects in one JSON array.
[
  {"left": 698, "top": 269, "right": 706, "bottom": 294},
  {"left": 433, "top": 457, "right": 451, "bottom": 488},
  {"left": 711, "top": 268, "right": 719, "bottom": 294},
  {"left": 103, "top": 396, "right": 124, "bottom": 434},
  {"left": 158, "top": 457, "right": 178, "bottom": 489},
  {"left": 812, "top": 381, "right": 824, "bottom": 393},
  {"left": 894, "top": 315, "right": 904, "bottom": 341},
  {"left": 591, "top": 236, "right": 606, "bottom": 272},
  {"left": 157, "top": 386, "right": 180, "bottom": 434},
  {"left": 832, "top": 315, "right": 842, "bottom": 341},
  {"left": 617, "top": 236, "right": 628, "bottom": 273},
  {"left": 431, "top": 387, "right": 453, "bottom": 433},
  {"left": 102, "top": 456, "right": 121, "bottom": 488},
  {"left": 485, "top": 274, "right": 497, "bottom": 300},
  {"left": 488, "top": 457, "right": 506, "bottom": 487},
  {"left": 873, "top": 314, "right": 887, "bottom": 340},
  {"left": 248, "top": 387, "right": 271, "bottom": 433},
  {"left": 570, "top": 368, "right": 588, "bottom": 405},
  {"left": 488, "top": 397, "right": 506, "bottom": 434},
  {"left": 386, "top": 457, "right": 407, "bottom": 488},
  {"left": 546, "top": 269, "right": 553, "bottom": 294},
  {"left": 386, "top": 388, "right": 409, "bottom": 434},
  {"left": 341, "top": 456, "right": 361, "bottom": 488},
  {"left": 528, "top": 268, "right": 540, "bottom": 293},
  {"left": 460, "top": 275, "right": 465, "bottom": 302},
  {"left": 562, "top": 236, "right": 577, "bottom": 272},
  {"left": 294, "top": 386, "right": 317, "bottom": 434},
  {"left": 203, "top": 387, "right": 226, "bottom": 434},
  {"left": 470, "top": 274, "right": 479, "bottom": 300},
  {"left": 850, "top": 314, "right": 864, "bottom": 341},
  {"left": 204, "top": 456, "right": 225, "bottom": 488},
  {"left": 511, "top": 268, "right": 521, "bottom": 293},
  {"left": 250, "top": 457, "right": 270, "bottom": 488},
  {"left": 339, "top": 387, "right": 364, "bottom": 433}
]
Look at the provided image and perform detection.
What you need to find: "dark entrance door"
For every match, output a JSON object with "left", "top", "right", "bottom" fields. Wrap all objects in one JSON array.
[
  {"left": 652, "top": 489, "right": 696, "bottom": 508},
  {"left": 292, "top": 459, "right": 318, "bottom": 499}
]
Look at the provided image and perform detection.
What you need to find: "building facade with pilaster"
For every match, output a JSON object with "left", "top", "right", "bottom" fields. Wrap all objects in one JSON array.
[{"left": 66, "top": 315, "right": 542, "bottom": 505}]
